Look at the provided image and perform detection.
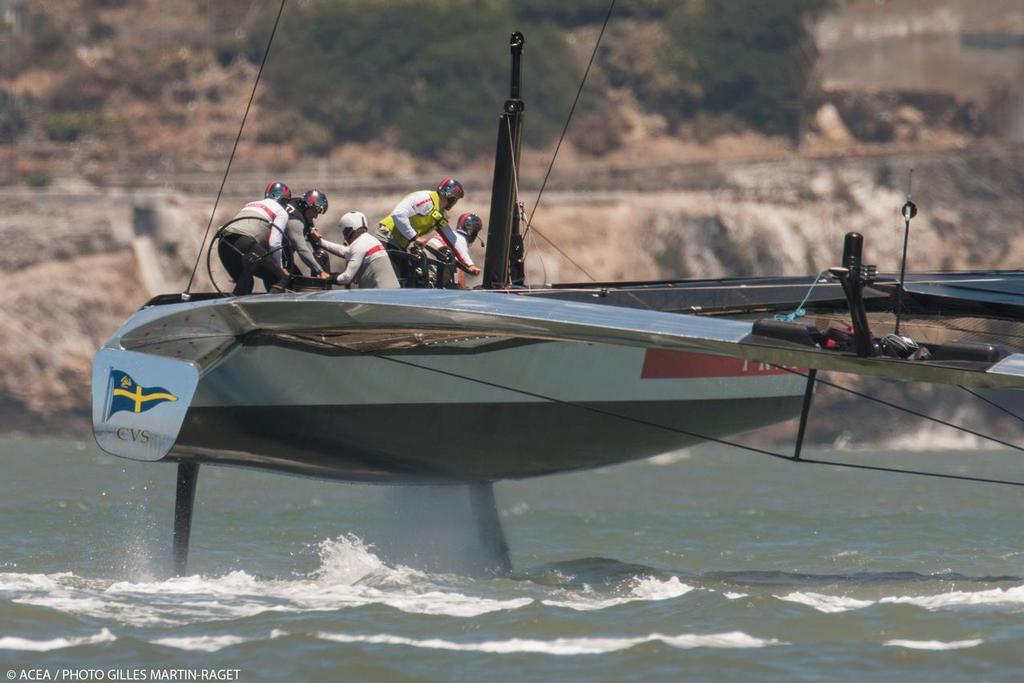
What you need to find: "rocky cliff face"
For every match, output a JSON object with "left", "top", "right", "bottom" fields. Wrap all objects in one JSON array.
[{"left": 7, "top": 145, "right": 1024, "bottom": 444}]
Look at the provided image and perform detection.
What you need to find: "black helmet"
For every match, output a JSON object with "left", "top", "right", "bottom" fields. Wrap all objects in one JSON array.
[
  {"left": 456, "top": 212, "right": 483, "bottom": 243},
  {"left": 437, "top": 177, "right": 464, "bottom": 203},
  {"left": 878, "top": 333, "right": 919, "bottom": 358},
  {"left": 264, "top": 181, "right": 292, "bottom": 206},
  {"left": 300, "top": 189, "right": 328, "bottom": 215}
]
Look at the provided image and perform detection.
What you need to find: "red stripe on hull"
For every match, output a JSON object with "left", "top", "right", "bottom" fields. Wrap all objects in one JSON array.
[{"left": 641, "top": 349, "right": 791, "bottom": 379}]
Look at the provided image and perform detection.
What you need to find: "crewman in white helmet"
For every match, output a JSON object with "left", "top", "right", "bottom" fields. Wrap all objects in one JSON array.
[{"left": 318, "top": 211, "right": 400, "bottom": 289}]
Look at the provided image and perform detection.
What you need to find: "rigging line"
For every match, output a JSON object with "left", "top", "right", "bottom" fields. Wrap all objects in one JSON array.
[
  {"left": 778, "top": 367, "right": 1024, "bottom": 453},
  {"left": 184, "top": 0, "right": 288, "bottom": 295},
  {"left": 529, "top": 224, "right": 596, "bottom": 281},
  {"left": 523, "top": 0, "right": 616, "bottom": 241},
  {"left": 959, "top": 385, "right": 1024, "bottom": 425},
  {"left": 524, "top": 219, "right": 548, "bottom": 282},
  {"left": 289, "top": 332, "right": 785, "bottom": 459},
  {"left": 794, "top": 457, "right": 1024, "bottom": 488},
  {"left": 287, "top": 333, "right": 1024, "bottom": 487}
]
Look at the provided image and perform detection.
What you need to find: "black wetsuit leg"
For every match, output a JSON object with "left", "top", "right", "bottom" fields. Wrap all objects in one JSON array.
[
  {"left": 219, "top": 234, "right": 283, "bottom": 295},
  {"left": 387, "top": 247, "right": 414, "bottom": 288}
]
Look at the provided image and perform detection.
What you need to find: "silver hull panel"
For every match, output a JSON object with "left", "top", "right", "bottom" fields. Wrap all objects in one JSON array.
[
  {"left": 177, "top": 339, "right": 805, "bottom": 481},
  {"left": 92, "top": 290, "right": 823, "bottom": 481}
]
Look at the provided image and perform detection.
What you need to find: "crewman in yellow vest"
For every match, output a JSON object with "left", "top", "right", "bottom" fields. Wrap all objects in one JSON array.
[{"left": 377, "top": 177, "right": 480, "bottom": 286}]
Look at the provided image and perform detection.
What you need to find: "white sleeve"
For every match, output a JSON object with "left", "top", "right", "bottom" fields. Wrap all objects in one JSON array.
[
  {"left": 335, "top": 245, "right": 366, "bottom": 286},
  {"left": 319, "top": 238, "right": 351, "bottom": 259},
  {"left": 392, "top": 211, "right": 417, "bottom": 241},
  {"left": 438, "top": 223, "right": 473, "bottom": 267}
]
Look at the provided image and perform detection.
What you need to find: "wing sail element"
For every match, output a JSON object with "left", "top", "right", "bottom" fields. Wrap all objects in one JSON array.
[{"left": 105, "top": 289, "right": 1024, "bottom": 391}]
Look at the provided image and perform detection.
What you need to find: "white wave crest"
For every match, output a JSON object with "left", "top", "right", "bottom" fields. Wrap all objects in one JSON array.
[
  {"left": 884, "top": 639, "right": 983, "bottom": 650},
  {"left": 879, "top": 585, "right": 1024, "bottom": 609},
  {"left": 542, "top": 576, "right": 693, "bottom": 611},
  {"left": 151, "top": 634, "right": 255, "bottom": 652},
  {"left": 0, "top": 628, "right": 116, "bottom": 651},
  {"left": 775, "top": 592, "right": 874, "bottom": 613},
  {"left": 312, "top": 630, "right": 783, "bottom": 655},
  {"left": 778, "top": 584, "right": 1024, "bottom": 613}
]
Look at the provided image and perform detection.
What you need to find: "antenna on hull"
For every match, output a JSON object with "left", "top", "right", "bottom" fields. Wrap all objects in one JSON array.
[{"left": 894, "top": 169, "right": 918, "bottom": 336}]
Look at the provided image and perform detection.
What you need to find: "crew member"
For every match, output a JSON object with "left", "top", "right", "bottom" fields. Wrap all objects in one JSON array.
[
  {"left": 377, "top": 177, "right": 480, "bottom": 285},
  {"left": 320, "top": 211, "right": 400, "bottom": 289},
  {"left": 283, "top": 189, "right": 331, "bottom": 280},
  {"left": 217, "top": 181, "right": 292, "bottom": 295},
  {"left": 426, "top": 212, "right": 483, "bottom": 288}
]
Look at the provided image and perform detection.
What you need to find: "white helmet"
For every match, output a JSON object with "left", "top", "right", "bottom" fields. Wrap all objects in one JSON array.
[{"left": 338, "top": 211, "right": 368, "bottom": 242}]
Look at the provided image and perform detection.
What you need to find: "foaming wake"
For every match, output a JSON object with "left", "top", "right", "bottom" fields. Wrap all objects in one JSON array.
[
  {"left": 542, "top": 576, "right": 694, "bottom": 611},
  {"left": 310, "top": 630, "right": 784, "bottom": 655},
  {"left": 0, "top": 535, "right": 531, "bottom": 627}
]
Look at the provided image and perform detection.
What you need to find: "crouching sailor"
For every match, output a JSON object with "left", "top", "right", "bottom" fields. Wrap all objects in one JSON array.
[
  {"left": 218, "top": 181, "right": 292, "bottom": 295},
  {"left": 426, "top": 212, "right": 484, "bottom": 288},
  {"left": 376, "top": 177, "right": 480, "bottom": 286},
  {"left": 284, "top": 188, "right": 332, "bottom": 280},
  {"left": 320, "top": 211, "right": 400, "bottom": 289}
]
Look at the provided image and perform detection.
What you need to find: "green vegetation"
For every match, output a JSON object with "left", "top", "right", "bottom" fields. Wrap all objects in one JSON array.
[
  {"left": 42, "top": 110, "right": 120, "bottom": 142},
  {"left": 665, "top": 0, "right": 832, "bottom": 138},
  {"left": 244, "top": 0, "right": 589, "bottom": 160},
  {"left": 0, "top": 10, "right": 72, "bottom": 77},
  {"left": 236, "top": 0, "right": 831, "bottom": 157},
  {"left": 0, "top": 90, "right": 28, "bottom": 141},
  {"left": 0, "top": 0, "right": 834, "bottom": 165},
  {"left": 514, "top": 0, "right": 670, "bottom": 27}
]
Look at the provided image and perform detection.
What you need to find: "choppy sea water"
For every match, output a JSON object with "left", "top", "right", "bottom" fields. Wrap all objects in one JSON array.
[{"left": 3, "top": 436, "right": 1024, "bottom": 681}]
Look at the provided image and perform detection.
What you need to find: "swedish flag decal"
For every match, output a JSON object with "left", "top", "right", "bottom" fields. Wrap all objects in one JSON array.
[{"left": 105, "top": 369, "right": 178, "bottom": 420}]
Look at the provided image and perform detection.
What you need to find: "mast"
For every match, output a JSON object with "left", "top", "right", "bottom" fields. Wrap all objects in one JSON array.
[{"left": 483, "top": 32, "right": 526, "bottom": 289}]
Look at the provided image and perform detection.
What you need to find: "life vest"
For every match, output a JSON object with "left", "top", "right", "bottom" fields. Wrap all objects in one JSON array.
[{"left": 378, "top": 191, "right": 447, "bottom": 249}]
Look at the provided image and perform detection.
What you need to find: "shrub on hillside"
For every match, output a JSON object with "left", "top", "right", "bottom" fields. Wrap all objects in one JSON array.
[
  {"left": 42, "top": 111, "right": 120, "bottom": 142},
  {"left": 665, "top": 0, "right": 832, "bottom": 139},
  {"left": 514, "top": 0, "right": 671, "bottom": 27},
  {"left": 0, "top": 10, "right": 72, "bottom": 77},
  {"left": 0, "top": 90, "right": 28, "bottom": 141}
]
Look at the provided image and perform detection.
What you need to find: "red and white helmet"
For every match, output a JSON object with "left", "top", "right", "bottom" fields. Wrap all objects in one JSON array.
[
  {"left": 264, "top": 181, "right": 292, "bottom": 206},
  {"left": 456, "top": 212, "right": 483, "bottom": 243},
  {"left": 437, "top": 177, "right": 465, "bottom": 203},
  {"left": 300, "top": 189, "right": 329, "bottom": 215}
]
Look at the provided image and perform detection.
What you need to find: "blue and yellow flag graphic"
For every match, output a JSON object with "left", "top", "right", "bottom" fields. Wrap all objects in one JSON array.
[{"left": 106, "top": 370, "right": 177, "bottom": 419}]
